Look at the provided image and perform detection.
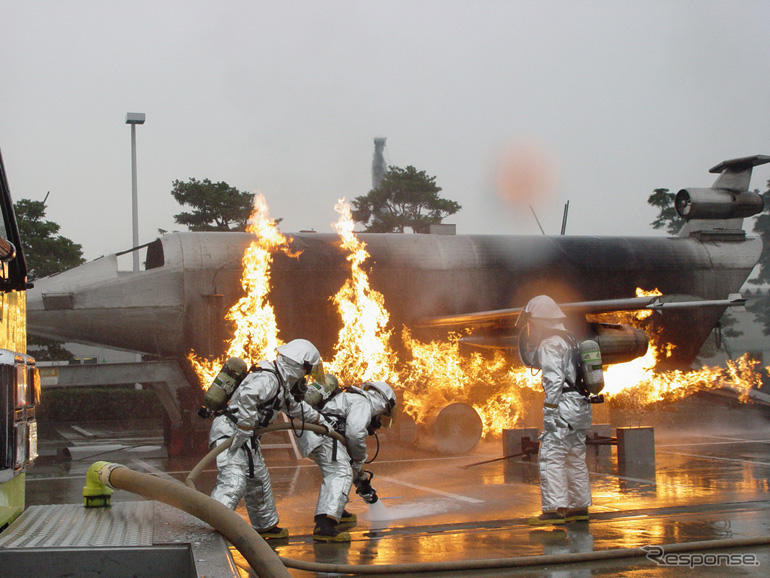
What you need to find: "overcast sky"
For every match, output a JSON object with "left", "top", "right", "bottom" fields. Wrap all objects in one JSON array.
[{"left": 2, "top": 0, "right": 769, "bottom": 261}]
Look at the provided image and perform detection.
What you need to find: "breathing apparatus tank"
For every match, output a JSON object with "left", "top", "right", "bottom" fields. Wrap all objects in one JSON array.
[
  {"left": 200, "top": 357, "right": 248, "bottom": 416},
  {"left": 304, "top": 373, "right": 340, "bottom": 408},
  {"left": 577, "top": 339, "right": 604, "bottom": 395}
]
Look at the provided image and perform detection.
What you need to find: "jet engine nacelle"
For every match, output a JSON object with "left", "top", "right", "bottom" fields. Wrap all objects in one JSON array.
[
  {"left": 675, "top": 188, "right": 764, "bottom": 220},
  {"left": 517, "top": 322, "right": 649, "bottom": 369}
]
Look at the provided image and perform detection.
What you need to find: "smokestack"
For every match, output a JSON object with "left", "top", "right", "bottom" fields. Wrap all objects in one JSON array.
[{"left": 372, "top": 137, "right": 386, "bottom": 189}]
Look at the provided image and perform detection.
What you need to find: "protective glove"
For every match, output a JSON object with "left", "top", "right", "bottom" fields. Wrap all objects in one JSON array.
[
  {"left": 317, "top": 415, "right": 332, "bottom": 435},
  {"left": 227, "top": 428, "right": 250, "bottom": 457}
]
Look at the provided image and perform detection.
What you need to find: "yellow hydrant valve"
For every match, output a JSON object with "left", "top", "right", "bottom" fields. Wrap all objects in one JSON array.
[{"left": 83, "top": 461, "right": 114, "bottom": 508}]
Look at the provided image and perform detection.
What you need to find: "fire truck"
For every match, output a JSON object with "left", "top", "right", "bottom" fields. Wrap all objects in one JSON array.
[{"left": 0, "top": 149, "right": 39, "bottom": 532}]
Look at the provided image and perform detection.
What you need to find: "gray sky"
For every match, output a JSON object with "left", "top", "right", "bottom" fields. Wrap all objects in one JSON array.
[{"left": 2, "top": 0, "right": 769, "bottom": 261}]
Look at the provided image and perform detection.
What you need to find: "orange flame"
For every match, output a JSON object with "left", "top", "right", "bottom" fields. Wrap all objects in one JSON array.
[
  {"left": 187, "top": 194, "right": 295, "bottom": 387},
  {"left": 189, "top": 192, "right": 765, "bottom": 437},
  {"left": 634, "top": 287, "right": 662, "bottom": 320},
  {"left": 399, "top": 328, "right": 542, "bottom": 436},
  {"left": 326, "top": 199, "right": 399, "bottom": 385},
  {"left": 604, "top": 341, "right": 762, "bottom": 406}
]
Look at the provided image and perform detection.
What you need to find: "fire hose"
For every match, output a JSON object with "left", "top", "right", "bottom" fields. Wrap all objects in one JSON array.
[
  {"left": 86, "top": 424, "right": 770, "bottom": 576},
  {"left": 279, "top": 535, "right": 770, "bottom": 574},
  {"left": 184, "top": 420, "right": 347, "bottom": 490},
  {"left": 85, "top": 421, "right": 342, "bottom": 578}
]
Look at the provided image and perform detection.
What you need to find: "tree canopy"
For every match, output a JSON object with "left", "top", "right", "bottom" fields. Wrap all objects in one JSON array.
[
  {"left": 747, "top": 183, "right": 770, "bottom": 335},
  {"left": 647, "top": 188, "right": 685, "bottom": 235},
  {"left": 646, "top": 188, "right": 741, "bottom": 341},
  {"left": 14, "top": 197, "right": 85, "bottom": 361},
  {"left": 14, "top": 198, "right": 85, "bottom": 280},
  {"left": 171, "top": 178, "right": 255, "bottom": 231},
  {"left": 351, "top": 165, "right": 461, "bottom": 233}
]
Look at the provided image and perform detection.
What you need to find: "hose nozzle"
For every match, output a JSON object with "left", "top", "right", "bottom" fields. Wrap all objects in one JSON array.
[{"left": 355, "top": 470, "right": 378, "bottom": 504}]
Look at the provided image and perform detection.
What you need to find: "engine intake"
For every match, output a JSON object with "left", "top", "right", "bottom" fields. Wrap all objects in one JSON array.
[{"left": 675, "top": 188, "right": 763, "bottom": 220}]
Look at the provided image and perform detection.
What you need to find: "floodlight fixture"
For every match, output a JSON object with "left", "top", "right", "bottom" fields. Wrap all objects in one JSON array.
[{"left": 125, "top": 112, "right": 146, "bottom": 125}]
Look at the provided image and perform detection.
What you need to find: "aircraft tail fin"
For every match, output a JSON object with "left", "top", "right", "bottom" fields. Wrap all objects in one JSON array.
[{"left": 709, "top": 155, "right": 770, "bottom": 192}]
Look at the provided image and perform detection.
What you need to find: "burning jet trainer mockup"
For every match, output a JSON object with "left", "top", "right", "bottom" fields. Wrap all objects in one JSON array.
[
  {"left": 25, "top": 155, "right": 768, "bottom": 453},
  {"left": 28, "top": 155, "right": 766, "bottom": 366}
]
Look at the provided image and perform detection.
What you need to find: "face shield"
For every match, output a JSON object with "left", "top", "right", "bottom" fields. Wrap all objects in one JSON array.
[
  {"left": 363, "top": 382, "right": 397, "bottom": 429},
  {"left": 306, "top": 359, "right": 325, "bottom": 385}
]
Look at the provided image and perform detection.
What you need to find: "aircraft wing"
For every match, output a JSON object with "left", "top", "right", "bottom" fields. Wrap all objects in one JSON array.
[{"left": 417, "top": 293, "right": 745, "bottom": 330}]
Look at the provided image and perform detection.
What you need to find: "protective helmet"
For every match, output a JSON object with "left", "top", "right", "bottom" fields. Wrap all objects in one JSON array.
[
  {"left": 362, "top": 381, "right": 397, "bottom": 427},
  {"left": 524, "top": 295, "right": 566, "bottom": 323},
  {"left": 276, "top": 339, "right": 324, "bottom": 382},
  {"left": 304, "top": 373, "right": 340, "bottom": 408},
  {"left": 517, "top": 295, "right": 567, "bottom": 368}
]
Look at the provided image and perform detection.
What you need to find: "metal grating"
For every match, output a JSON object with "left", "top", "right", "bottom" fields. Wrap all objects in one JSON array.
[{"left": 0, "top": 502, "right": 154, "bottom": 548}]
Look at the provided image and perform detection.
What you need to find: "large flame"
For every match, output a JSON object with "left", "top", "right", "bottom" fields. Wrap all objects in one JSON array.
[
  {"left": 399, "top": 328, "right": 542, "bottom": 436},
  {"left": 188, "top": 194, "right": 295, "bottom": 386},
  {"left": 189, "top": 193, "right": 765, "bottom": 437},
  {"left": 604, "top": 338, "right": 762, "bottom": 406},
  {"left": 326, "top": 199, "right": 399, "bottom": 384}
]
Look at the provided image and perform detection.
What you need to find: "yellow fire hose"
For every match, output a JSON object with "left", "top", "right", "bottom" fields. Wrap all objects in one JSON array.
[
  {"left": 85, "top": 460, "right": 290, "bottom": 578},
  {"left": 85, "top": 421, "right": 343, "bottom": 577},
  {"left": 86, "top": 423, "right": 770, "bottom": 576}
]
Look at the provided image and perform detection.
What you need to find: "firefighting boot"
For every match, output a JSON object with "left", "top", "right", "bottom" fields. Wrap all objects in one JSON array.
[
  {"left": 258, "top": 525, "right": 289, "bottom": 540},
  {"left": 527, "top": 509, "right": 567, "bottom": 526},
  {"left": 565, "top": 508, "right": 590, "bottom": 522},
  {"left": 313, "top": 515, "right": 351, "bottom": 542},
  {"left": 338, "top": 509, "right": 358, "bottom": 529}
]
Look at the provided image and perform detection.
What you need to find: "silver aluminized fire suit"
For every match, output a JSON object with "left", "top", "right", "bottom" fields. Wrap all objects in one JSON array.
[
  {"left": 296, "top": 387, "right": 384, "bottom": 520},
  {"left": 209, "top": 357, "right": 327, "bottom": 531},
  {"left": 537, "top": 333, "right": 593, "bottom": 512}
]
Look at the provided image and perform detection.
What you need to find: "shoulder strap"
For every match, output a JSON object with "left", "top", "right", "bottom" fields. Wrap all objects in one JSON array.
[
  {"left": 317, "top": 386, "right": 342, "bottom": 411},
  {"left": 250, "top": 364, "right": 283, "bottom": 409},
  {"left": 551, "top": 330, "right": 579, "bottom": 388}
]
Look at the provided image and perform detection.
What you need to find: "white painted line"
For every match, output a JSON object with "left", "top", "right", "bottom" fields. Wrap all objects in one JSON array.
[
  {"left": 658, "top": 439, "right": 770, "bottom": 448},
  {"left": 588, "top": 471, "right": 656, "bottom": 485},
  {"left": 377, "top": 475, "right": 484, "bottom": 504},
  {"left": 660, "top": 450, "right": 770, "bottom": 467},
  {"left": 27, "top": 475, "right": 88, "bottom": 482},
  {"left": 700, "top": 434, "right": 759, "bottom": 442},
  {"left": 70, "top": 425, "right": 95, "bottom": 438}
]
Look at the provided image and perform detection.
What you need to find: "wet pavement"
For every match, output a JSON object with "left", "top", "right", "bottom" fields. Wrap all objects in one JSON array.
[{"left": 24, "top": 416, "right": 770, "bottom": 576}]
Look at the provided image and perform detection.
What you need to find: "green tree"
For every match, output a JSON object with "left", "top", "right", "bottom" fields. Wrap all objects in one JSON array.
[
  {"left": 646, "top": 187, "right": 742, "bottom": 341},
  {"left": 14, "top": 197, "right": 85, "bottom": 361},
  {"left": 14, "top": 198, "right": 85, "bottom": 280},
  {"left": 352, "top": 165, "right": 461, "bottom": 233},
  {"left": 171, "top": 178, "right": 255, "bottom": 231},
  {"left": 648, "top": 188, "right": 685, "bottom": 235},
  {"left": 747, "top": 184, "right": 770, "bottom": 335}
]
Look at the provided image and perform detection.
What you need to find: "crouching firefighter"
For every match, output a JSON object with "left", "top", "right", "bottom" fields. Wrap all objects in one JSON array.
[
  {"left": 298, "top": 377, "right": 397, "bottom": 542},
  {"left": 202, "top": 339, "right": 330, "bottom": 540},
  {"left": 517, "top": 295, "right": 596, "bottom": 526}
]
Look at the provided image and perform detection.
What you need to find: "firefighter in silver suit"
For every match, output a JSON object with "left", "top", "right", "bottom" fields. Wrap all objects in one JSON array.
[
  {"left": 521, "top": 296, "right": 593, "bottom": 525},
  {"left": 209, "top": 339, "right": 328, "bottom": 540},
  {"left": 298, "top": 378, "right": 396, "bottom": 541}
]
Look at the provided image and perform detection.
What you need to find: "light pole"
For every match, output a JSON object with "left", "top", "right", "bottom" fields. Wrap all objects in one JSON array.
[{"left": 125, "top": 112, "right": 145, "bottom": 272}]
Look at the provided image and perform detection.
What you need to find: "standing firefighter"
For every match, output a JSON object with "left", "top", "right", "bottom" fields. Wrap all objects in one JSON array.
[
  {"left": 298, "top": 377, "right": 397, "bottom": 542},
  {"left": 520, "top": 295, "right": 593, "bottom": 525},
  {"left": 206, "top": 339, "right": 329, "bottom": 540}
]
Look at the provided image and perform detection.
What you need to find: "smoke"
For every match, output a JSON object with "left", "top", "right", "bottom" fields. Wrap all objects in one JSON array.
[{"left": 494, "top": 140, "right": 559, "bottom": 210}]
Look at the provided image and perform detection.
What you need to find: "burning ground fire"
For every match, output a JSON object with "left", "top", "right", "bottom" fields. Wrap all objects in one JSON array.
[{"left": 188, "top": 196, "right": 767, "bottom": 437}]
